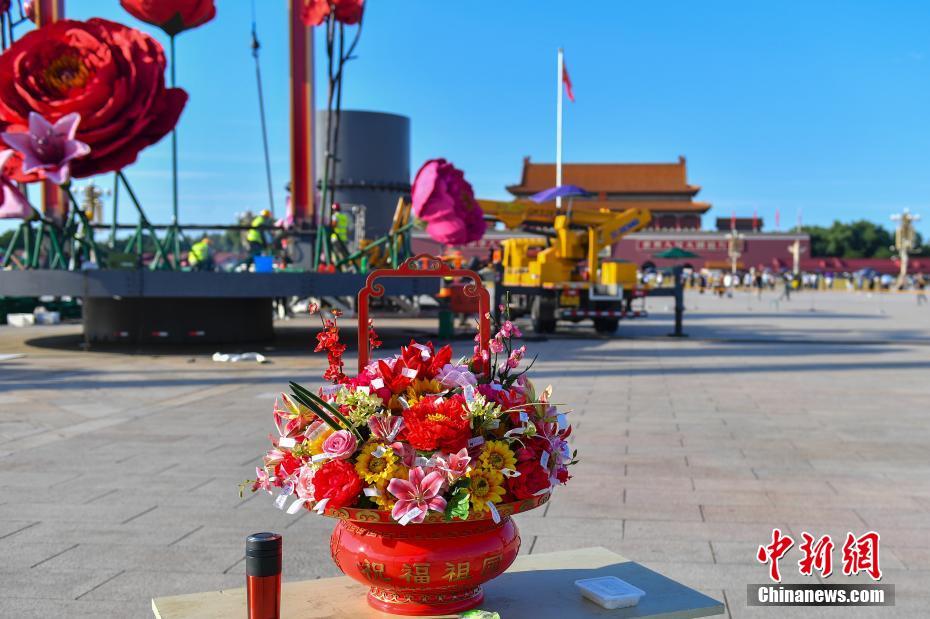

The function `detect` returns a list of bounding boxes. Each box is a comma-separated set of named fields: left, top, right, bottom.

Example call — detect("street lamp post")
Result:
left=726, top=231, right=743, bottom=284
left=891, top=209, right=921, bottom=289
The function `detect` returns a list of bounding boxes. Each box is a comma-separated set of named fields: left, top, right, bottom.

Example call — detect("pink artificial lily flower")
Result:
left=433, top=448, right=472, bottom=484
left=251, top=467, right=273, bottom=494
left=2, top=112, right=90, bottom=185
left=387, top=466, right=447, bottom=525
left=368, top=415, right=404, bottom=442
left=0, top=150, right=32, bottom=220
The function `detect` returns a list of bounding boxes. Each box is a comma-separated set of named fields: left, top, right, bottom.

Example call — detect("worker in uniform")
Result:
left=188, top=236, right=213, bottom=271
left=330, top=203, right=349, bottom=246
left=248, top=209, right=272, bottom=257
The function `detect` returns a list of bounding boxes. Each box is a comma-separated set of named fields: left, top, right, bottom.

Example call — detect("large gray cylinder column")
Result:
left=315, top=110, right=411, bottom=239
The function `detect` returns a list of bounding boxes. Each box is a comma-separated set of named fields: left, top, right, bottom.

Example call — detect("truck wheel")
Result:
left=593, top=317, right=619, bottom=334
left=531, top=296, right=557, bottom=334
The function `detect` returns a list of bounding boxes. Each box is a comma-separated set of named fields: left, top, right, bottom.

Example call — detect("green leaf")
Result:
left=290, top=382, right=363, bottom=441
left=444, top=488, right=471, bottom=521
left=288, top=389, right=341, bottom=432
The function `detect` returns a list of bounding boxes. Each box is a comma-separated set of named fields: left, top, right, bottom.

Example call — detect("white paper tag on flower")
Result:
left=314, top=498, right=330, bottom=514
left=504, top=427, right=525, bottom=437
left=434, top=396, right=445, bottom=406
left=557, top=413, right=567, bottom=430
left=274, top=493, right=289, bottom=510
left=398, top=507, right=422, bottom=526
left=414, top=456, right=430, bottom=468
left=463, top=385, right=476, bottom=402
left=401, top=367, right=418, bottom=379
left=468, top=436, right=485, bottom=448
left=320, top=384, right=340, bottom=395
left=539, top=451, right=550, bottom=469
left=356, top=385, right=370, bottom=395
left=487, top=502, right=501, bottom=524
left=286, top=498, right=307, bottom=514
left=370, top=378, right=385, bottom=390
left=501, top=468, right=521, bottom=478
left=398, top=396, right=410, bottom=410
left=519, top=411, right=529, bottom=423
left=278, top=436, right=297, bottom=449
left=373, top=445, right=389, bottom=458
left=311, top=453, right=329, bottom=463
left=363, top=487, right=381, bottom=497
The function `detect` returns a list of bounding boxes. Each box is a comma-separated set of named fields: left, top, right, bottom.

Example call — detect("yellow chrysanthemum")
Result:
left=469, top=469, right=505, bottom=513
left=372, top=465, right=408, bottom=511
left=405, top=378, right=444, bottom=405
left=478, top=440, right=517, bottom=473
left=355, top=442, right=399, bottom=484
left=305, top=427, right=334, bottom=455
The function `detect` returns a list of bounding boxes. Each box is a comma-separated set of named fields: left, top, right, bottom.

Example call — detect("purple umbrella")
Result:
left=529, top=184, right=590, bottom=203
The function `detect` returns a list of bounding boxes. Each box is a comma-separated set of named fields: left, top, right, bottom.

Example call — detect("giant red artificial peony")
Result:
left=0, top=18, right=187, bottom=179
left=120, top=0, right=216, bottom=36
left=411, top=158, right=487, bottom=246
left=302, top=0, right=364, bottom=26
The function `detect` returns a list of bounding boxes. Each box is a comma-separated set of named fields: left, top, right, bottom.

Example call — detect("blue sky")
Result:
left=20, top=1, right=930, bottom=237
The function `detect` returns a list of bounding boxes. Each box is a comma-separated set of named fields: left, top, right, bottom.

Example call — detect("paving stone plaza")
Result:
left=1, top=290, right=928, bottom=617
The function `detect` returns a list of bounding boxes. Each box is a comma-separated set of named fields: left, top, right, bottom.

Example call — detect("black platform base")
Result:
left=83, top=297, right=274, bottom=344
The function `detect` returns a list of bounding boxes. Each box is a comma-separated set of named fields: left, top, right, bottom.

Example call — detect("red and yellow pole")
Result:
left=289, top=1, right=314, bottom=227
left=34, top=0, right=67, bottom=224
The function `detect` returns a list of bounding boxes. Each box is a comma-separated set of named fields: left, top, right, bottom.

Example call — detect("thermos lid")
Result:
left=246, top=532, right=282, bottom=558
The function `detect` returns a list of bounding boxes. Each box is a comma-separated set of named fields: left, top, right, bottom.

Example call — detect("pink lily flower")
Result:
left=2, top=112, right=90, bottom=185
left=368, top=415, right=404, bottom=442
left=251, top=467, right=273, bottom=494
left=0, top=150, right=33, bottom=220
left=433, top=448, right=472, bottom=484
left=387, top=466, right=447, bottom=524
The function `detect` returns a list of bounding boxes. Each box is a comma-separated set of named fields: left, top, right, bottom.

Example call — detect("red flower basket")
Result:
left=246, top=254, right=576, bottom=616
left=325, top=495, right=547, bottom=615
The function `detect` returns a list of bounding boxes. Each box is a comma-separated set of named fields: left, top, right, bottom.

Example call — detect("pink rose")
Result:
left=322, top=430, right=358, bottom=460
left=295, top=465, right=315, bottom=499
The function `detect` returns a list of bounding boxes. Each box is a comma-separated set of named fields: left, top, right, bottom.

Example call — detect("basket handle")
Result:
left=357, top=254, right=490, bottom=375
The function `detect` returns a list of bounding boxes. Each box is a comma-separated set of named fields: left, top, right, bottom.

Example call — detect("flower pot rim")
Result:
left=319, top=491, right=549, bottom=523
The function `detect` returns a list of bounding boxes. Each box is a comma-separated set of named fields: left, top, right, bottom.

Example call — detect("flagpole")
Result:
left=556, top=47, right=564, bottom=210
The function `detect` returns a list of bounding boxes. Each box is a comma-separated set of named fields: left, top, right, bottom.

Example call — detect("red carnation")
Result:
left=402, top=394, right=471, bottom=452
left=507, top=460, right=550, bottom=500
left=0, top=18, right=187, bottom=179
left=120, top=0, right=216, bottom=36
left=312, top=459, right=363, bottom=509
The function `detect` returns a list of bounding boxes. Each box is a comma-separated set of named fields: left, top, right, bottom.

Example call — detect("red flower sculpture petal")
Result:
left=0, top=18, right=188, bottom=179
left=301, top=0, right=365, bottom=26
left=120, top=0, right=216, bottom=36
left=411, top=158, right=486, bottom=246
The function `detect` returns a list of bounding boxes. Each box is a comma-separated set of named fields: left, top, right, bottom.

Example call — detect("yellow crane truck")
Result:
left=478, top=200, right=652, bottom=334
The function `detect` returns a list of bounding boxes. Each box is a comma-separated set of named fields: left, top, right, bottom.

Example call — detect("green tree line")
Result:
left=802, top=220, right=928, bottom=258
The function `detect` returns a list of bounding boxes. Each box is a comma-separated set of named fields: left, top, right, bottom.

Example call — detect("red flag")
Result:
left=562, top=63, right=575, bottom=102
left=752, top=209, right=758, bottom=232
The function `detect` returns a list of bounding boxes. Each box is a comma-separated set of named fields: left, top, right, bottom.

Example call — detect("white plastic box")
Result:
left=575, top=576, right=646, bottom=609
left=6, top=313, right=35, bottom=327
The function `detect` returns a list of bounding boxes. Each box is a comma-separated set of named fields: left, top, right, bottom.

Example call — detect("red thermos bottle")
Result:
left=246, top=532, right=281, bottom=619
